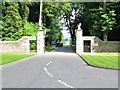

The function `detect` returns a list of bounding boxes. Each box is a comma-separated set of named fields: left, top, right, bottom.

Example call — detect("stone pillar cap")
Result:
left=77, top=23, right=82, bottom=31
left=38, top=27, right=43, bottom=31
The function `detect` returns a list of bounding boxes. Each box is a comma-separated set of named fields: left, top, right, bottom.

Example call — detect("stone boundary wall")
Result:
left=76, top=23, right=119, bottom=53
left=0, top=36, right=36, bottom=53
left=93, top=37, right=120, bottom=52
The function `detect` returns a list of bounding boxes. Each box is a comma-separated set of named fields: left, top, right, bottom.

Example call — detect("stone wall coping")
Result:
left=82, top=36, right=96, bottom=38
left=102, top=41, right=120, bottom=43
left=81, top=36, right=96, bottom=40
left=0, top=36, right=36, bottom=43
left=82, top=36, right=120, bottom=42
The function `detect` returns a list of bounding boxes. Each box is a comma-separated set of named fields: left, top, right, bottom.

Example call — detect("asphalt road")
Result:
left=2, top=45, right=118, bottom=88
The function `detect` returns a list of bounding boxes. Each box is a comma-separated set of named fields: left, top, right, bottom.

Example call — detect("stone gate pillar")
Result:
left=37, top=28, right=44, bottom=54
left=76, top=23, right=83, bottom=54
left=37, top=0, right=44, bottom=54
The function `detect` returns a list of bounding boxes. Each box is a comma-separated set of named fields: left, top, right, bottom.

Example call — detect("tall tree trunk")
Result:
left=65, top=14, right=74, bottom=43
left=103, top=32, right=108, bottom=41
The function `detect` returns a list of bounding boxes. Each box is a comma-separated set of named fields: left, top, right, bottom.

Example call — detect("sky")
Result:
left=60, top=18, right=71, bottom=40
left=61, top=28, right=70, bottom=39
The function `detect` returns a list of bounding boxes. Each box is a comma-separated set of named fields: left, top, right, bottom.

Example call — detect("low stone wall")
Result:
left=76, top=23, right=119, bottom=53
left=0, top=36, right=36, bottom=53
left=93, top=37, right=120, bottom=52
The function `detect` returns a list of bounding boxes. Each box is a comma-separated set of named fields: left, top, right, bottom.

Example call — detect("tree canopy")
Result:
left=1, top=1, right=120, bottom=42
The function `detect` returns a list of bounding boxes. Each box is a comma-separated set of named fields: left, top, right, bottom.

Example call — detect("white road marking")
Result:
left=44, top=67, right=53, bottom=77
left=46, top=61, right=52, bottom=67
left=58, top=79, right=74, bottom=88
left=44, top=61, right=53, bottom=77
left=44, top=61, right=74, bottom=88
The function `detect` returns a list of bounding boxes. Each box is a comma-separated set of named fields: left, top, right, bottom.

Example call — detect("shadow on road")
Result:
left=50, top=45, right=75, bottom=53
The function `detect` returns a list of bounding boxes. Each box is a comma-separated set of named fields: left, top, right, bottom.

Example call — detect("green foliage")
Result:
left=24, top=22, right=38, bottom=36
left=18, top=2, right=30, bottom=20
left=45, top=45, right=56, bottom=52
left=44, top=25, right=61, bottom=43
left=30, top=40, right=37, bottom=52
left=2, top=2, right=118, bottom=42
left=61, top=34, right=66, bottom=44
left=100, top=9, right=116, bottom=32
left=81, top=2, right=118, bottom=40
left=1, top=2, right=37, bottom=41
left=42, top=2, right=66, bottom=44
left=2, top=2, right=24, bottom=41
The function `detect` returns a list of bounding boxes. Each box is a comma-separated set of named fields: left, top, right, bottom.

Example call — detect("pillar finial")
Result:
left=78, top=23, right=81, bottom=30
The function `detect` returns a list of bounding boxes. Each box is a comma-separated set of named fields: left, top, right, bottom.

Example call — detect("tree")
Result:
left=81, top=2, right=117, bottom=41
left=42, top=2, right=65, bottom=45
left=59, top=2, right=81, bottom=43
left=2, top=1, right=118, bottom=42
left=2, top=2, right=23, bottom=41
left=1, top=2, right=37, bottom=41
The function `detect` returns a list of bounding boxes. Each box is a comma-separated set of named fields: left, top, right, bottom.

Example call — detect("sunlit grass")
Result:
left=0, top=52, right=35, bottom=65
left=80, top=53, right=119, bottom=69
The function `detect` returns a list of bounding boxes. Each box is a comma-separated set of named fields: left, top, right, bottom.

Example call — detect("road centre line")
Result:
left=44, top=61, right=74, bottom=88
left=57, top=79, right=74, bottom=88
left=44, top=67, right=53, bottom=77
left=46, top=61, right=52, bottom=67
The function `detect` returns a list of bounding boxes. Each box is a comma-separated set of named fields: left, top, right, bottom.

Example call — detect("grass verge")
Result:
left=45, top=45, right=56, bottom=52
left=1, top=45, right=56, bottom=65
left=80, top=53, right=119, bottom=69
left=0, top=52, right=36, bottom=65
